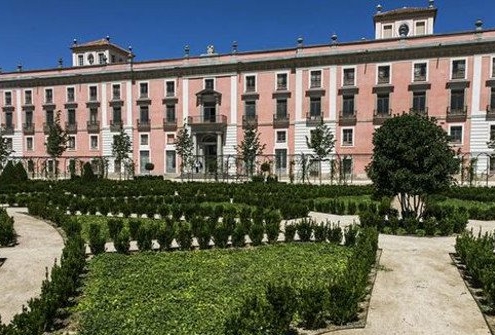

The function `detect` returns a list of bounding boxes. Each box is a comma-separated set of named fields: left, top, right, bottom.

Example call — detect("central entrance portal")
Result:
left=198, top=134, right=219, bottom=174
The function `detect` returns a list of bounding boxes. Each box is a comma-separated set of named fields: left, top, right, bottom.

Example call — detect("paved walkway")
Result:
left=0, top=208, right=64, bottom=323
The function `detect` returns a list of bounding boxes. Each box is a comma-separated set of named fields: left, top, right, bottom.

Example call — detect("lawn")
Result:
left=76, top=243, right=351, bottom=335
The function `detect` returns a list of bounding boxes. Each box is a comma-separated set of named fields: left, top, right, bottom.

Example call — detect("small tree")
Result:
left=45, top=110, right=68, bottom=179
left=487, top=137, right=495, bottom=177
left=112, top=128, right=132, bottom=180
left=237, top=126, right=265, bottom=177
left=0, top=134, right=12, bottom=170
left=306, top=120, right=335, bottom=183
left=175, top=125, right=194, bottom=177
left=366, top=113, right=459, bottom=218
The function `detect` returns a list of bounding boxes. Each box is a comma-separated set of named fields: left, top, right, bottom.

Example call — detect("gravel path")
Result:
left=0, top=208, right=64, bottom=323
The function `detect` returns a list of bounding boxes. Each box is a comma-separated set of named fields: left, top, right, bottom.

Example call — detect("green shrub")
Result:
left=403, top=217, right=419, bottom=235
left=177, top=221, right=193, bottom=250
left=327, top=223, right=342, bottom=244
left=344, top=224, right=358, bottom=247
left=328, top=276, right=360, bottom=325
left=298, top=282, right=328, bottom=329
left=231, top=225, right=246, bottom=248
left=284, top=224, right=296, bottom=243
left=265, top=210, right=281, bottom=244
left=347, top=201, right=357, bottom=215
left=81, top=162, right=97, bottom=182
left=107, top=218, right=124, bottom=241
left=224, top=295, right=270, bottom=335
left=423, top=217, right=437, bottom=236
left=297, top=218, right=313, bottom=242
left=313, top=223, right=327, bottom=242
left=136, top=224, right=153, bottom=251
left=114, top=229, right=130, bottom=254
left=0, top=210, right=16, bottom=247
left=156, top=221, right=175, bottom=251
left=88, top=222, right=106, bottom=255
left=128, top=219, right=141, bottom=240
left=265, top=282, right=297, bottom=334
left=249, top=222, right=264, bottom=246
left=213, top=221, right=230, bottom=249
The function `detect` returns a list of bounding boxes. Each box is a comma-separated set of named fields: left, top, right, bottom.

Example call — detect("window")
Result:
left=45, top=89, right=53, bottom=104
left=166, top=105, right=176, bottom=122
left=98, top=53, right=105, bottom=64
left=342, top=128, right=354, bottom=146
left=4, top=92, right=12, bottom=106
left=5, top=111, right=13, bottom=127
left=415, top=21, right=426, bottom=35
left=25, top=110, right=33, bottom=126
left=449, top=126, right=463, bottom=144
left=140, top=106, right=149, bottom=122
left=310, top=70, right=322, bottom=88
left=90, top=135, right=98, bottom=149
left=492, top=58, right=495, bottom=78
left=376, top=93, right=390, bottom=115
left=343, top=68, right=355, bottom=86
left=112, top=84, right=120, bottom=100
left=490, top=156, right=495, bottom=173
left=68, top=109, right=76, bottom=125
left=140, top=134, right=149, bottom=146
left=276, top=131, right=286, bottom=143
left=112, top=107, right=122, bottom=124
left=89, top=108, right=98, bottom=123
left=377, top=65, right=390, bottom=84
left=413, top=63, right=427, bottom=82
left=245, top=75, right=256, bottom=92
left=450, top=89, right=465, bottom=113
left=46, top=110, right=54, bottom=125
left=166, top=81, right=175, bottom=97
left=275, top=149, right=287, bottom=172
left=139, top=150, right=150, bottom=174
left=89, top=86, right=98, bottom=101
left=412, top=91, right=426, bottom=113
left=166, top=150, right=176, bottom=173
left=26, top=137, right=33, bottom=151
left=276, top=99, right=288, bottom=118
left=167, top=134, right=175, bottom=144
left=205, top=78, right=214, bottom=90
left=245, top=101, right=256, bottom=118
left=383, top=25, right=393, bottom=38
left=276, top=73, right=288, bottom=90
left=342, top=95, right=355, bottom=116
left=78, top=55, right=84, bottom=66
left=25, top=90, right=32, bottom=105
left=452, top=60, right=466, bottom=79
left=67, top=136, right=76, bottom=150
left=139, top=82, right=148, bottom=98
left=341, top=156, right=353, bottom=175
left=309, top=97, right=321, bottom=117
left=67, top=87, right=75, bottom=102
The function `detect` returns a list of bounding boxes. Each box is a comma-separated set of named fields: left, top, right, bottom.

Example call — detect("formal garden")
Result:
left=0, top=113, right=495, bottom=334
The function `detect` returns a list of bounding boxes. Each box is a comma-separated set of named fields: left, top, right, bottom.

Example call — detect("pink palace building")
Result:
left=1, top=1, right=495, bottom=181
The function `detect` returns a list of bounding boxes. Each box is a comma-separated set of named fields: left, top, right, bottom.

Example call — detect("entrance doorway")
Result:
left=198, top=134, right=219, bottom=174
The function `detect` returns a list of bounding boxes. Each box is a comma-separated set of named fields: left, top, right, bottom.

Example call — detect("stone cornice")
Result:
left=1, top=39, right=495, bottom=89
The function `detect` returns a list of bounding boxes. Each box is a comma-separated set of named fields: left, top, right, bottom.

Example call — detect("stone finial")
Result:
left=127, top=46, right=134, bottom=63
left=428, top=0, right=434, bottom=8
left=17, top=64, right=22, bottom=72
left=232, top=41, right=238, bottom=54
left=106, top=35, right=110, bottom=42
left=297, top=37, right=303, bottom=47
left=376, top=4, right=382, bottom=13
left=73, top=38, right=77, bottom=46
left=206, top=45, right=215, bottom=55
left=475, top=19, right=483, bottom=31
left=331, top=34, right=338, bottom=44
left=184, top=44, right=190, bottom=58
left=58, top=58, right=63, bottom=68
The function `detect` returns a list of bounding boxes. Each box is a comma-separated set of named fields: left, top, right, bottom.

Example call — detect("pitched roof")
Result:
left=71, top=38, right=130, bottom=55
left=374, top=7, right=437, bottom=22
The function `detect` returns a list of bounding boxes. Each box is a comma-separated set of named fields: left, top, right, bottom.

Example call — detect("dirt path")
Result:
left=0, top=208, right=64, bottom=324
left=327, top=220, right=495, bottom=335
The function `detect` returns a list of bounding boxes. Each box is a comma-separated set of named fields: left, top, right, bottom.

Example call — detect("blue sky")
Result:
left=0, top=0, right=493, bottom=72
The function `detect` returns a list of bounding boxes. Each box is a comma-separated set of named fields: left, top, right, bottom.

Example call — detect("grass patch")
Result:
left=76, top=243, right=351, bottom=335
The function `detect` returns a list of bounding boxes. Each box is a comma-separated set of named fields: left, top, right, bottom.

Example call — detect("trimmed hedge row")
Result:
left=0, top=208, right=16, bottom=247
left=455, top=230, right=495, bottom=308
left=224, top=227, right=379, bottom=334
left=0, top=203, right=86, bottom=335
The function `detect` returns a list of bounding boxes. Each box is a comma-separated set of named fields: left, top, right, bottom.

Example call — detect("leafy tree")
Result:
left=237, top=126, right=265, bottom=176
left=112, top=128, right=132, bottom=179
left=306, top=120, right=335, bottom=183
left=366, top=113, right=459, bottom=217
left=175, top=125, right=194, bottom=176
left=0, top=133, right=12, bottom=169
left=82, top=162, right=97, bottom=182
left=45, top=110, right=68, bottom=179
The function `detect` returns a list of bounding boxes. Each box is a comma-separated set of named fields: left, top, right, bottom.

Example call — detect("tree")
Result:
left=306, top=120, right=335, bottom=183
left=237, top=126, right=265, bottom=177
left=366, top=113, right=459, bottom=218
left=112, top=128, right=132, bottom=180
left=45, top=110, right=68, bottom=179
left=0, top=133, right=13, bottom=173
left=175, top=125, right=194, bottom=177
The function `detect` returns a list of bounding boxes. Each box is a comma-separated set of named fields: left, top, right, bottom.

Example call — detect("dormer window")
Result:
left=452, top=60, right=466, bottom=80
left=415, top=21, right=426, bottom=35
left=98, top=53, right=106, bottom=64
left=78, top=55, right=84, bottom=66
left=383, top=25, right=393, bottom=38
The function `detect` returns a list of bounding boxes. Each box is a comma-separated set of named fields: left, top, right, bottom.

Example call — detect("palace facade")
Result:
left=1, top=1, right=495, bottom=180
